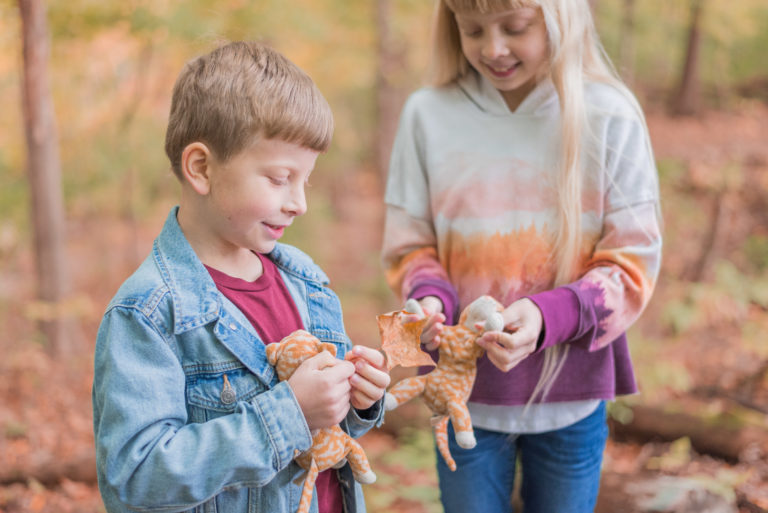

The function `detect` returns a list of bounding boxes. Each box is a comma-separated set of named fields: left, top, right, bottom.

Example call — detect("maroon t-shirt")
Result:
left=206, top=253, right=343, bottom=513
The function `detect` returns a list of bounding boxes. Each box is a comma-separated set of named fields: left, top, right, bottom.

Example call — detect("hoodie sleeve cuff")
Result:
left=526, top=287, right=581, bottom=352
left=409, top=280, right=459, bottom=326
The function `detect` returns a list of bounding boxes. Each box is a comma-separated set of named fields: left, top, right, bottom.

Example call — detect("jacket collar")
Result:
left=153, top=206, right=221, bottom=334
left=152, top=206, right=328, bottom=335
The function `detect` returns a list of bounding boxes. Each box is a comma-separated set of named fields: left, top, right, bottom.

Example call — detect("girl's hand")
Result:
left=476, top=298, right=542, bottom=372
left=400, top=296, right=445, bottom=351
left=345, top=345, right=391, bottom=410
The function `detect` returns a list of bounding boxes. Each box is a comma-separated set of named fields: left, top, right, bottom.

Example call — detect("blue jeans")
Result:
left=436, top=402, right=608, bottom=513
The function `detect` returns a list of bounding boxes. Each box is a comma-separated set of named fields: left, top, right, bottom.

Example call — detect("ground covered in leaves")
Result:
left=1, top=104, right=767, bottom=512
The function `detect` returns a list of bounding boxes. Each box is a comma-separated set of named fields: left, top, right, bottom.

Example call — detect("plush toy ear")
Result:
left=265, top=342, right=282, bottom=366
left=320, top=342, right=337, bottom=357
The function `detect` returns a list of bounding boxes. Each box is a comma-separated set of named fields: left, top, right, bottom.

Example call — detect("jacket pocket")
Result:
left=185, top=364, right=266, bottom=423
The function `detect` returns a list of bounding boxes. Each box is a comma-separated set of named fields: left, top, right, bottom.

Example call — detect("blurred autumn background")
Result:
left=1, top=0, right=768, bottom=511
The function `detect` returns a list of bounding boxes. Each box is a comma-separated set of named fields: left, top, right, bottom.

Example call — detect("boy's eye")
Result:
left=269, top=176, right=289, bottom=186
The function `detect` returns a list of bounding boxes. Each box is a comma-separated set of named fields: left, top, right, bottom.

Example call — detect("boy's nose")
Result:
left=284, top=186, right=307, bottom=217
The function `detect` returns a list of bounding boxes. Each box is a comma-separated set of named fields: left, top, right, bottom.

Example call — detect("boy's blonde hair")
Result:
left=165, top=41, right=334, bottom=179
left=430, top=0, right=647, bottom=402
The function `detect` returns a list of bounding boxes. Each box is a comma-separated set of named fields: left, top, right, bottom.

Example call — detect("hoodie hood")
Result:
left=456, top=69, right=558, bottom=116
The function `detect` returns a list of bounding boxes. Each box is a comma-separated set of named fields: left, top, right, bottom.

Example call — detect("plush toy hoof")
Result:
left=404, top=298, right=425, bottom=317
left=384, top=393, right=399, bottom=411
left=355, top=470, right=377, bottom=484
left=455, top=431, right=477, bottom=449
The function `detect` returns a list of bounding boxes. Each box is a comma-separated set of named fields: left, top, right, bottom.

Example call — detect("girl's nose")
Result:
left=481, top=33, right=509, bottom=59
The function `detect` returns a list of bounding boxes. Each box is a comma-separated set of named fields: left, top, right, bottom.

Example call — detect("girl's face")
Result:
left=454, top=6, right=549, bottom=111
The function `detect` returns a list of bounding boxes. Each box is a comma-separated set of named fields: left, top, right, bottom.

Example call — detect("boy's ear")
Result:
left=181, top=142, right=214, bottom=195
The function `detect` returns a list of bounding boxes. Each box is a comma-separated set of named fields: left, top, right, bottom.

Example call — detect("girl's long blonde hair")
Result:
left=430, top=0, right=646, bottom=402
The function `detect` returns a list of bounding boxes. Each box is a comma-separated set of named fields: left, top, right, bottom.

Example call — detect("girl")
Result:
left=381, top=1, right=662, bottom=512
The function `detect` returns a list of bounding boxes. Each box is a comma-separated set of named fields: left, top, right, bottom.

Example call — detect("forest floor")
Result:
left=1, top=103, right=767, bottom=512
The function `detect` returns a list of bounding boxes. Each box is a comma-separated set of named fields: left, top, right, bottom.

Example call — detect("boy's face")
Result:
left=200, top=137, right=319, bottom=255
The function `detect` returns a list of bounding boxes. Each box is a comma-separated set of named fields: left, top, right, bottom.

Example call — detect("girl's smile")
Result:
left=485, top=61, right=520, bottom=78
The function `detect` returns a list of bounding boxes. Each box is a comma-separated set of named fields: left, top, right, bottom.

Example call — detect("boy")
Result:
left=92, top=41, right=389, bottom=513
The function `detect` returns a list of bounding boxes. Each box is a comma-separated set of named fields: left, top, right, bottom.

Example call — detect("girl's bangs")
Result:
left=445, top=0, right=539, bottom=14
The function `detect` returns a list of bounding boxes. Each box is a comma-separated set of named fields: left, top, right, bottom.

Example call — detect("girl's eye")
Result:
left=504, top=23, right=529, bottom=35
left=269, top=176, right=289, bottom=186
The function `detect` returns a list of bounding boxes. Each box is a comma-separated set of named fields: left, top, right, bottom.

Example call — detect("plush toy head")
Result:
left=438, top=295, right=503, bottom=362
left=459, top=295, right=504, bottom=333
left=265, top=329, right=337, bottom=380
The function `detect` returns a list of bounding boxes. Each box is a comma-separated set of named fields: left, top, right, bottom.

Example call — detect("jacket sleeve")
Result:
left=529, top=112, right=662, bottom=352
left=381, top=94, right=460, bottom=324
left=93, top=306, right=313, bottom=512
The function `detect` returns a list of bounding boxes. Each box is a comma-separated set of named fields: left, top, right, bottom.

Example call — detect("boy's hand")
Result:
left=345, top=345, right=391, bottom=410
left=475, top=298, right=541, bottom=372
left=400, top=296, right=445, bottom=351
left=287, top=351, right=355, bottom=431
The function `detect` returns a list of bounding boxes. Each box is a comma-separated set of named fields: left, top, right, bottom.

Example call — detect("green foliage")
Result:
left=365, top=426, right=441, bottom=512
left=743, top=234, right=768, bottom=272
left=594, top=0, right=768, bottom=100
left=382, top=426, right=437, bottom=471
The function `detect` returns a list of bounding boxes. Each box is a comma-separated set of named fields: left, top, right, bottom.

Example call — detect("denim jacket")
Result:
left=93, top=206, right=384, bottom=513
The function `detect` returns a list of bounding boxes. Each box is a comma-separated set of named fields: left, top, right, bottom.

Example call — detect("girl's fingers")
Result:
left=477, top=331, right=535, bottom=372
left=423, top=335, right=441, bottom=351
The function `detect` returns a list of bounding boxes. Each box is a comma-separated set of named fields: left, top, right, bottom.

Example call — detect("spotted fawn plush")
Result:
left=384, top=296, right=504, bottom=471
left=265, top=330, right=376, bottom=513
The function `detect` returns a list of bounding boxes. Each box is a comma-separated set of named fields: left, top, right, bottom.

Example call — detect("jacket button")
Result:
left=221, top=374, right=236, bottom=404
left=229, top=323, right=237, bottom=331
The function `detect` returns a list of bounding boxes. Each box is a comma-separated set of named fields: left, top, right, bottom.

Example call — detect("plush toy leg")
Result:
left=447, top=401, right=476, bottom=449
left=433, top=416, right=457, bottom=471
left=345, top=437, right=377, bottom=484
left=297, top=459, right=319, bottom=513
left=384, top=375, right=427, bottom=411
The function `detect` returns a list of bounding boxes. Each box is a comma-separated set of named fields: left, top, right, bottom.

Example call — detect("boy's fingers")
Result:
left=304, top=350, right=337, bottom=370
left=352, top=359, right=391, bottom=389
left=347, top=345, right=387, bottom=369
left=323, top=359, right=355, bottom=380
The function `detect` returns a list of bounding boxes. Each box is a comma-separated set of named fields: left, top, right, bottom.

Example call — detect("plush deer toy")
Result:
left=265, top=330, right=376, bottom=513
left=383, top=296, right=504, bottom=471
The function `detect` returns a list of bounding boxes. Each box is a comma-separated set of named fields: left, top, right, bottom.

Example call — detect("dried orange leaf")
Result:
left=377, top=310, right=435, bottom=370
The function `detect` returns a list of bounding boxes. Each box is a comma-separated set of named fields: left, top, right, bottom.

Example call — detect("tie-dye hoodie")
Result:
left=382, top=70, right=661, bottom=405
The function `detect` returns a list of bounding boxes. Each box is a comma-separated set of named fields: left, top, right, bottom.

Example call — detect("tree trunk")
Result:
left=374, top=0, right=405, bottom=184
left=18, top=0, right=71, bottom=355
left=0, top=448, right=97, bottom=486
left=609, top=404, right=767, bottom=463
left=672, top=0, right=706, bottom=115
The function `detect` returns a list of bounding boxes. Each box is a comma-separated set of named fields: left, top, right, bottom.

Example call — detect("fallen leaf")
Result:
left=377, top=311, right=435, bottom=371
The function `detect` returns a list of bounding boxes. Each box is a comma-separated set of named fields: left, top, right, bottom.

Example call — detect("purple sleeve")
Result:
left=527, top=282, right=610, bottom=352
left=408, top=279, right=460, bottom=326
